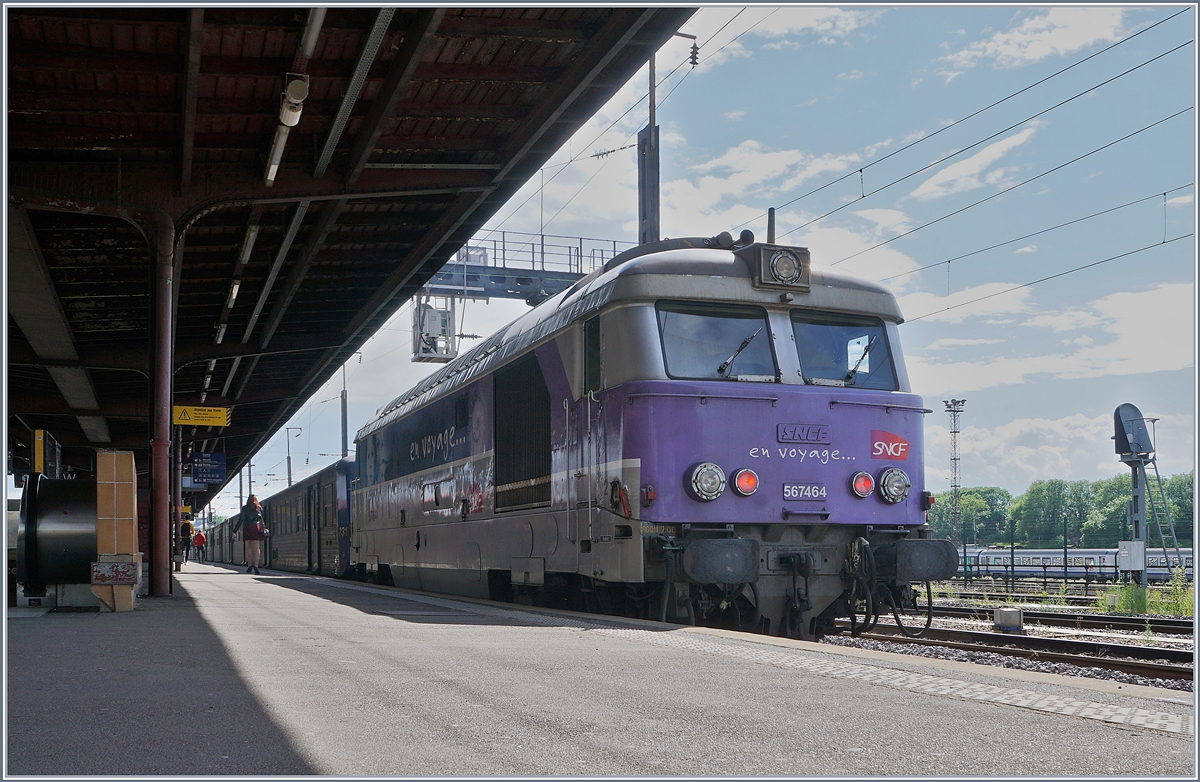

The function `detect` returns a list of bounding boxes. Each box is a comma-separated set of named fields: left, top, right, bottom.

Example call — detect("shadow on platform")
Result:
left=5, top=575, right=318, bottom=776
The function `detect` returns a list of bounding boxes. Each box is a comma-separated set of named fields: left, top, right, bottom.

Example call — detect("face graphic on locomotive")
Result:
left=345, top=237, right=959, bottom=640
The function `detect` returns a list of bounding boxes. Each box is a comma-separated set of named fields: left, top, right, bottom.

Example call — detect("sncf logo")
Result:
left=871, top=430, right=909, bottom=460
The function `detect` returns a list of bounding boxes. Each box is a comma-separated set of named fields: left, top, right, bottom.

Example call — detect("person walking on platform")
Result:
left=233, top=495, right=267, bottom=574
left=192, top=529, right=207, bottom=562
left=180, top=519, right=194, bottom=567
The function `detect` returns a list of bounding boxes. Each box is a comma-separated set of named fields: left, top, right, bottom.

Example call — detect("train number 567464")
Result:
left=783, top=483, right=827, bottom=500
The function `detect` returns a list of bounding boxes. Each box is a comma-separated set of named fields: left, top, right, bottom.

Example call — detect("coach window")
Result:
left=656, top=301, right=777, bottom=381
left=792, top=311, right=897, bottom=390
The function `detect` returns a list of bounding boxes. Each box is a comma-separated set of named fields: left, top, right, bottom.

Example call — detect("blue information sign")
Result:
left=192, top=452, right=226, bottom=484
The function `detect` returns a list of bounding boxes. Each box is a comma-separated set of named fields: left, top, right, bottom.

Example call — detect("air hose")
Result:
left=746, top=581, right=762, bottom=633
left=659, top=554, right=674, bottom=624
left=884, top=581, right=934, bottom=637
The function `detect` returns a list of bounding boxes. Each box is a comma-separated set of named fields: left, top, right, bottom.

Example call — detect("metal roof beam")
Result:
left=241, top=201, right=310, bottom=343
left=313, top=7, right=395, bottom=179
left=8, top=40, right=562, bottom=82
left=179, top=8, right=204, bottom=188
left=10, top=94, right=529, bottom=121
left=437, top=16, right=591, bottom=42
left=6, top=205, right=111, bottom=443
left=6, top=395, right=151, bottom=420
left=258, top=198, right=347, bottom=347
left=345, top=8, right=445, bottom=185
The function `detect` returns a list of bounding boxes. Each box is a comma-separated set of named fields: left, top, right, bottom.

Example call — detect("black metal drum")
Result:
left=16, top=473, right=98, bottom=593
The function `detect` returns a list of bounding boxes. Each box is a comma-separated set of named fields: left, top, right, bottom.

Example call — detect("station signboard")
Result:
left=192, top=452, right=227, bottom=484
left=173, top=406, right=231, bottom=427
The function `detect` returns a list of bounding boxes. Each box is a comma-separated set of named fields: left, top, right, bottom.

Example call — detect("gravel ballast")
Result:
left=820, top=635, right=1193, bottom=692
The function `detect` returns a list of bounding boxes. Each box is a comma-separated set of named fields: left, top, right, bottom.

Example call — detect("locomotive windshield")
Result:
left=791, top=311, right=897, bottom=390
left=657, top=302, right=777, bottom=381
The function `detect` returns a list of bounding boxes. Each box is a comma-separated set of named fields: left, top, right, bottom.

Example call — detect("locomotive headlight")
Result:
left=770, top=249, right=802, bottom=284
left=732, top=468, right=758, bottom=496
left=850, top=471, right=874, bottom=498
left=688, top=462, right=727, bottom=501
left=877, top=468, right=911, bottom=504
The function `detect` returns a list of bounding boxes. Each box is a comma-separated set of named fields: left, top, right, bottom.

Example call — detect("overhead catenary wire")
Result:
left=736, top=6, right=1194, bottom=231
left=827, top=106, right=1194, bottom=266
left=906, top=233, right=1193, bottom=323
left=534, top=10, right=782, bottom=235
left=877, top=183, right=1194, bottom=282
left=480, top=8, right=765, bottom=240
left=778, top=39, right=1194, bottom=242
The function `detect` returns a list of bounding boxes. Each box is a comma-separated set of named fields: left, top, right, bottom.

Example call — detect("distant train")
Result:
left=327, top=233, right=958, bottom=640
left=209, top=458, right=355, bottom=576
left=957, top=546, right=1193, bottom=582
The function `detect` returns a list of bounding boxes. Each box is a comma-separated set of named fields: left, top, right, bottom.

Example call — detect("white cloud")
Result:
left=723, top=110, right=746, bottom=121
left=906, top=284, right=1194, bottom=395
left=1014, top=244, right=1037, bottom=254
left=838, top=69, right=864, bottom=80
left=898, top=282, right=1035, bottom=324
left=939, top=8, right=1125, bottom=80
left=784, top=221, right=922, bottom=288
left=854, top=208, right=912, bottom=236
left=752, top=7, right=882, bottom=42
left=865, top=139, right=893, bottom=157
left=1167, top=194, right=1193, bottom=207
left=924, top=412, right=1194, bottom=493
left=1022, top=310, right=1104, bottom=332
left=926, top=337, right=1005, bottom=350
left=669, top=140, right=861, bottom=219
left=910, top=125, right=1038, bottom=200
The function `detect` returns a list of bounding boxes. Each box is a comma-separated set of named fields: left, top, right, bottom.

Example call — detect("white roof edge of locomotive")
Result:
left=358, top=244, right=904, bottom=441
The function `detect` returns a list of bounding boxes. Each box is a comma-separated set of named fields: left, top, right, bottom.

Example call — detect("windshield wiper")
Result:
left=718, top=326, right=764, bottom=377
left=844, top=335, right=878, bottom=382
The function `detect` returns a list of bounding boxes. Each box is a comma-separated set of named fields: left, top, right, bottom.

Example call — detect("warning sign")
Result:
left=172, top=406, right=231, bottom=426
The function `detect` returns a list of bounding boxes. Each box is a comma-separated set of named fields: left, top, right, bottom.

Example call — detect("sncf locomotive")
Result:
left=343, top=232, right=958, bottom=640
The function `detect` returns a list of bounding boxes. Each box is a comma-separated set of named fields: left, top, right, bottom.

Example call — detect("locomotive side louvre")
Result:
left=349, top=240, right=960, bottom=638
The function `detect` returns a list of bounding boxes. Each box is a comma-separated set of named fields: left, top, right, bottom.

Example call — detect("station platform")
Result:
left=6, top=564, right=1195, bottom=776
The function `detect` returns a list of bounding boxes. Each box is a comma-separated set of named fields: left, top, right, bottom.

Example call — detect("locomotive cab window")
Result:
left=656, top=301, right=777, bottom=381
left=791, top=311, right=897, bottom=390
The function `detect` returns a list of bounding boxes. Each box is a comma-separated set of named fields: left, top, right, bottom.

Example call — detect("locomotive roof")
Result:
left=357, top=244, right=905, bottom=440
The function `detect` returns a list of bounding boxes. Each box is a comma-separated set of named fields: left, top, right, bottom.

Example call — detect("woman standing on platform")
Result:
left=233, top=495, right=267, bottom=574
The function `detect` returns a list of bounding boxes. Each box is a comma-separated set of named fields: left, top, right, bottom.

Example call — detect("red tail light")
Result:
left=732, top=469, right=759, bottom=496
left=850, top=472, right=874, bottom=498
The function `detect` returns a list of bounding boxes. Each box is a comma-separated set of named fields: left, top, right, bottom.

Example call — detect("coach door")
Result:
left=305, top=484, right=316, bottom=573
left=570, top=317, right=604, bottom=575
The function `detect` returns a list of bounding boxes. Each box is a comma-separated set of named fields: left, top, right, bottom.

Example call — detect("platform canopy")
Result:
left=6, top=6, right=695, bottom=505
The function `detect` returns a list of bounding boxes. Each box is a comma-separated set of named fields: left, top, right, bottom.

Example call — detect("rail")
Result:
left=836, top=622, right=1194, bottom=681
left=932, top=606, right=1196, bottom=635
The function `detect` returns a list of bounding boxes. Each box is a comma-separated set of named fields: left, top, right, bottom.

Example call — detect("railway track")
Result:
left=943, top=590, right=1106, bottom=607
left=931, top=606, right=1195, bottom=636
left=835, top=623, right=1194, bottom=681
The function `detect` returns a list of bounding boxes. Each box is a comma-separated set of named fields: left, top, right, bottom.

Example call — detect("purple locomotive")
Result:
left=351, top=233, right=958, bottom=639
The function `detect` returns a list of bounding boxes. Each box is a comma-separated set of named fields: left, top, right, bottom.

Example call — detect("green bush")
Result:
left=1150, top=568, right=1194, bottom=617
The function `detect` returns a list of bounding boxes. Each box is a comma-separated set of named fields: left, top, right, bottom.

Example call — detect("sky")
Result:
left=206, top=4, right=1197, bottom=517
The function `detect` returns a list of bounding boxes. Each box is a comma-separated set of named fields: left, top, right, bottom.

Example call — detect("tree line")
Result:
left=928, top=472, right=1194, bottom=549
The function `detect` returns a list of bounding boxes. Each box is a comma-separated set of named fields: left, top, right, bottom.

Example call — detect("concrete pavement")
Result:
left=6, top=562, right=1194, bottom=776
